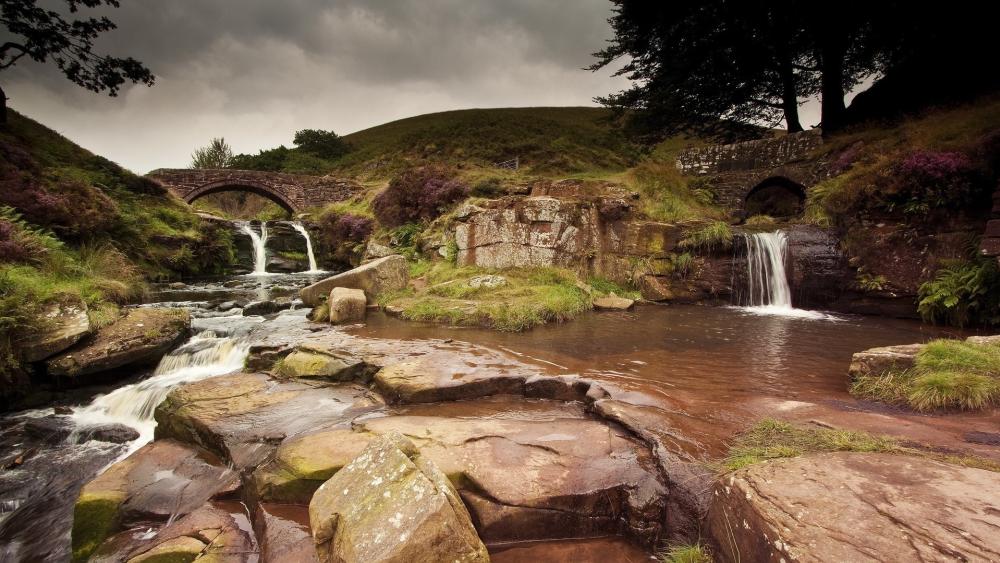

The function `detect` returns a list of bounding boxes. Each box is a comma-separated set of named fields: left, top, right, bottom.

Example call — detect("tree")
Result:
left=190, top=138, right=233, bottom=169
left=592, top=1, right=901, bottom=135
left=293, top=129, right=350, bottom=160
left=0, top=0, right=154, bottom=124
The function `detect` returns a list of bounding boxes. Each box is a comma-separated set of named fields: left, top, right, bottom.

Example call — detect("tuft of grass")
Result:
left=852, top=339, right=1000, bottom=411
left=679, top=221, right=733, bottom=252
left=722, top=419, right=900, bottom=471
left=587, top=276, right=641, bottom=300
left=660, top=543, right=712, bottom=563
left=743, top=214, right=776, bottom=230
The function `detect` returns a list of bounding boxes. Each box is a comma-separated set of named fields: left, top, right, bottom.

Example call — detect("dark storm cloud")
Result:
left=3, top=0, right=633, bottom=172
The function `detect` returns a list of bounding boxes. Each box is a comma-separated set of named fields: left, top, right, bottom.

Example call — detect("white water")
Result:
left=291, top=222, right=321, bottom=273
left=70, top=317, right=255, bottom=451
left=734, top=230, right=835, bottom=320
left=239, top=221, right=270, bottom=275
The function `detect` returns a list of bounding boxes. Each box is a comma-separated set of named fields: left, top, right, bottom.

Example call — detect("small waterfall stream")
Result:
left=734, top=230, right=833, bottom=319
left=239, top=221, right=270, bottom=275
left=291, top=222, right=320, bottom=273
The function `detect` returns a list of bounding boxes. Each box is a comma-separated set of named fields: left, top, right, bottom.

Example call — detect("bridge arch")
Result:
left=183, top=180, right=298, bottom=214
left=744, top=175, right=806, bottom=218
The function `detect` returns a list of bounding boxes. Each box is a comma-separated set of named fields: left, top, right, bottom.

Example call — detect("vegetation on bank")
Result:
left=659, top=543, right=713, bottom=563
left=0, top=110, right=238, bottom=385
left=851, top=339, right=1000, bottom=411
left=378, top=263, right=592, bottom=332
left=722, top=419, right=1000, bottom=473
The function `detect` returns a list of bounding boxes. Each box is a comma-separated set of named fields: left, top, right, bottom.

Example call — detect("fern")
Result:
left=918, top=257, right=1000, bottom=327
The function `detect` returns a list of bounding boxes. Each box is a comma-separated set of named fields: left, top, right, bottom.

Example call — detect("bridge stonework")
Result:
left=146, top=169, right=361, bottom=213
left=675, top=131, right=829, bottom=212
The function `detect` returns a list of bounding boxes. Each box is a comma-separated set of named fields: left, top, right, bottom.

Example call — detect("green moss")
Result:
left=71, top=492, right=125, bottom=562
left=679, top=221, right=733, bottom=252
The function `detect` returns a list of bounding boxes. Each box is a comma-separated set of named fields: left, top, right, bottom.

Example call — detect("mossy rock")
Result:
left=126, top=536, right=206, bottom=563
left=71, top=491, right=127, bottom=562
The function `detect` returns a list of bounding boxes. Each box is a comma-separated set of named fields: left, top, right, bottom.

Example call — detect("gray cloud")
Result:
left=4, top=0, right=635, bottom=173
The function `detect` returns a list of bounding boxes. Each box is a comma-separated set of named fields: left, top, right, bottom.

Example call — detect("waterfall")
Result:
left=740, top=230, right=792, bottom=308
left=239, top=221, right=269, bottom=275
left=291, top=222, right=321, bottom=273
left=733, top=230, right=835, bottom=319
left=70, top=328, right=252, bottom=450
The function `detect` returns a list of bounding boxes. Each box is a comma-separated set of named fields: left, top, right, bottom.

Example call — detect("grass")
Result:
left=723, top=418, right=1000, bottom=473
left=679, top=221, right=733, bottom=251
left=587, top=276, right=641, bottom=300
left=659, top=542, right=713, bottom=563
left=851, top=339, right=1000, bottom=411
left=742, top=214, right=777, bottom=230
left=385, top=263, right=592, bottom=331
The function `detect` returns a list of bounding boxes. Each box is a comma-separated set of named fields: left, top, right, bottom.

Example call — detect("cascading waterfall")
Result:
left=239, top=221, right=269, bottom=275
left=70, top=326, right=251, bottom=450
left=740, top=230, right=792, bottom=308
left=733, top=230, right=834, bottom=319
left=291, top=222, right=320, bottom=273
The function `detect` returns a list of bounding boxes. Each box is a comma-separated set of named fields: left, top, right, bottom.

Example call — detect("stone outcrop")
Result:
left=20, top=297, right=90, bottom=362
left=706, top=452, right=1000, bottom=562
left=301, top=255, right=408, bottom=307
left=71, top=439, right=238, bottom=561
left=327, top=287, right=367, bottom=324
left=308, top=432, right=490, bottom=563
left=47, top=308, right=190, bottom=383
left=847, top=343, right=924, bottom=381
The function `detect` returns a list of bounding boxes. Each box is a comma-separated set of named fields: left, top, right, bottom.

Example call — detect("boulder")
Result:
left=71, top=439, right=238, bottom=561
left=847, top=343, right=924, bottom=381
left=253, top=504, right=318, bottom=563
left=308, top=432, right=490, bottom=563
left=328, top=287, right=367, bottom=324
left=300, top=255, right=408, bottom=306
left=275, top=346, right=370, bottom=382
left=639, top=275, right=675, bottom=301
left=87, top=503, right=256, bottom=563
left=47, top=308, right=190, bottom=382
left=216, top=300, right=238, bottom=312
left=20, top=297, right=91, bottom=362
left=244, top=299, right=292, bottom=316
left=593, top=294, right=635, bottom=310
left=706, top=452, right=1000, bottom=562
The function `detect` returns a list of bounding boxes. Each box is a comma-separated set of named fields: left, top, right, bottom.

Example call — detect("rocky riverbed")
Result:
left=1, top=273, right=998, bottom=562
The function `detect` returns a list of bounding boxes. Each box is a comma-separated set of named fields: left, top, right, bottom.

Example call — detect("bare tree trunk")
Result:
left=0, top=83, right=7, bottom=126
left=779, top=57, right=804, bottom=132
left=818, top=35, right=847, bottom=133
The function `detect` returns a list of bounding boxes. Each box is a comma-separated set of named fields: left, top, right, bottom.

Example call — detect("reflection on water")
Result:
left=353, top=305, right=970, bottom=405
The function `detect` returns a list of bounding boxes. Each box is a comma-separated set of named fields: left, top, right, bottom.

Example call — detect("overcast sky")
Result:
left=4, top=0, right=827, bottom=174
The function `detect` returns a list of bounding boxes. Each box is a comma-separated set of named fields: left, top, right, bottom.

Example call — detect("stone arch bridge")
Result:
left=675, top=131, right=828, bottom=216
left=146, top=169, right=361, bottom=213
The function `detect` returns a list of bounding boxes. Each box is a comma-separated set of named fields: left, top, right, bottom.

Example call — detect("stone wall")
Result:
left=675, top=131, right=828, bottom=212
left=147, top=169, right=361, bottom=213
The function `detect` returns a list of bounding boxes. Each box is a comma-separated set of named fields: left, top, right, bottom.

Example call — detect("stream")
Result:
left=0, top=229, right=984, bottom=561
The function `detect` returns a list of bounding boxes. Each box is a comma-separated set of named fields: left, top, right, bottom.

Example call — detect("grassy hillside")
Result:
left=0, top=110, right=237, bottom=389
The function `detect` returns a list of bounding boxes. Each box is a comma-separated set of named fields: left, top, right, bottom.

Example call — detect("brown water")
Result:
left=351, top=305, right=998, bottom=457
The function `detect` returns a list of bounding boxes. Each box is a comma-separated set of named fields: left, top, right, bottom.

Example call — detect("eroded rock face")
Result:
left=71, top=440, right=238, bottom=561
left=301, top=255, right=408, bottom=306
left=20, top=297, right=90, bottom=362
left=706, top=452, right=1000, bottom=562
left=309, top=432, right=490, bottom=563
left=47, top=308, right=190, bottom=383
left=328, top=287, right=367, bottom=324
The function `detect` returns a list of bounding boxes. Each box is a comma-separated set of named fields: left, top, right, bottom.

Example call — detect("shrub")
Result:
left=0, top=174, right=118, bottom=238
left=470, top=177, right=504, bottom=197
left=883, top=150, right=982, bottom=215
left=660, top=543, right=712, bottom=563
left=372, top=166, right=468, bottom=227
left=293, top=129, right=351, bottom=160
left=679, top=221, right=733, bottom=251
left=917, top=257, right=1000, bottom=327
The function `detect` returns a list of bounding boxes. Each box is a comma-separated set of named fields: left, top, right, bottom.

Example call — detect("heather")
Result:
left=372, top=166, right=468, bottom=227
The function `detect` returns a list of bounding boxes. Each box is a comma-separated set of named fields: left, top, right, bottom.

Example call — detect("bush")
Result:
left=293, top=129, right=351, bottom=160
left=917, top=257, right=1000, bottom=327
left=317, top=212, right=374, bottom=263
left=372, top=166, right=468, bottom=227
left=884, top=150, right=983, bottom=215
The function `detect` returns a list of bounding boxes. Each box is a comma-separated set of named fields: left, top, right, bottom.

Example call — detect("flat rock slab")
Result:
left=71, top=440, right=238, bottom=561
left=374, top=358, right=525, bottom=403
left=252, top=503, right=318, bottom=563
left=707, top=452, right=1000, bottom=562
left=48, top=308, right=190, bottom=381
left=154, top=372, right=383, bottom=469
left=20, top=298, right=90, bottom=362
left=592, top=295, right=635, bottom=310
left=309, top=432, right=489, bottom=563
